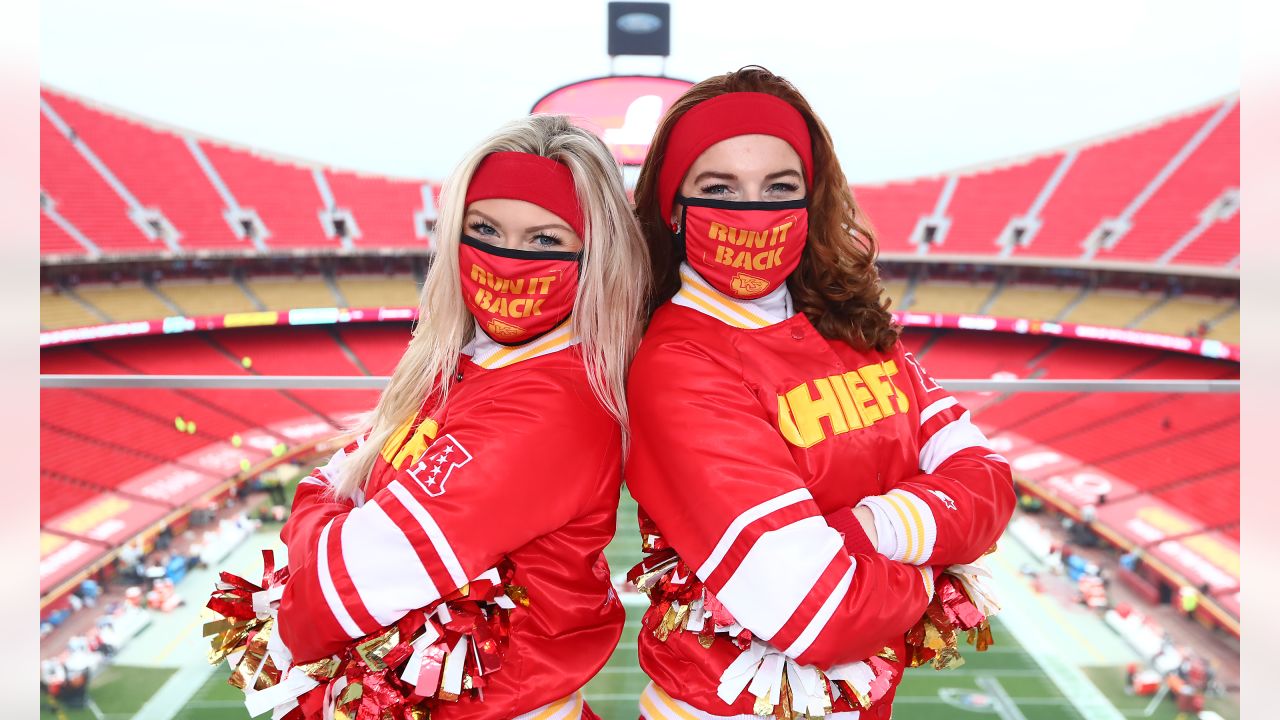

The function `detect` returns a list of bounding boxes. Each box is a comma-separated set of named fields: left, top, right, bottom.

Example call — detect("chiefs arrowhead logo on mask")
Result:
left=676, top=196, right=808, bottom=300
left=458, top=236, right=581, bottom=345
left=485, top=318, right=525, bottom=340
left=731, top=273, right=770, bottom=296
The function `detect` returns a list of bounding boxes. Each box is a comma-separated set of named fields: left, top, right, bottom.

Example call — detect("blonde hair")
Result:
left=333, top=115, right=650, bottom=499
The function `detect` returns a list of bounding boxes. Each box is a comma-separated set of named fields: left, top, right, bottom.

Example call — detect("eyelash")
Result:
left=698, top=182, right=801, bottom=195
left=469, top=220, right=563, bottom=246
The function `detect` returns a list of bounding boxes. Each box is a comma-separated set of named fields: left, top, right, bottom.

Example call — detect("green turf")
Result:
left=41, top=664, right=175, bottom=720
left=169, top=671, right=249, bottom=720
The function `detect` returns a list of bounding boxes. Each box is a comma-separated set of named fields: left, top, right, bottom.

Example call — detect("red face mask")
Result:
left=676, top=197, right=809, bottom=300
left=458, top=236, right=581, bottom=345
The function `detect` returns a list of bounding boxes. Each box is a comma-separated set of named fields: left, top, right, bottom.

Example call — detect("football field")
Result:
left=41, top=490, right=1238, bottom=720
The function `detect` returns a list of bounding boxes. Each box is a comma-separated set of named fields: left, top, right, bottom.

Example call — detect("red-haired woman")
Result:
left=624, top=67, right=1015, bottom=719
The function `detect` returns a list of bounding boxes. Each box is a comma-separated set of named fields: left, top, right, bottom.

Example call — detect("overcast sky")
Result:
left=40, top=0, right=1238, bottom=184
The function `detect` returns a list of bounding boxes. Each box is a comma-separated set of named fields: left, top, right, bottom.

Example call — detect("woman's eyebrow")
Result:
left=467, top=209, right=503, bottom=229
left=526, top=223, right=573, bottom=234
left=764, top=169, right=803, bottom=181
left=692, top=170, right=737, bottom=185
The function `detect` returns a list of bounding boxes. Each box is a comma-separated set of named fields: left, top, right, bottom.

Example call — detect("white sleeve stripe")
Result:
left=858, top=499, right=900, bottom=558
left=341, top=500, right=440, bottom=627
left=920, top=411, right=991, bottom=474
left=858, top=491, right=937, bottom=565
left=386, top=481, right=469, bottom=588
left=918, top=396, right=959, bottom=426
left=696, top=488, right=813, bottom=580
left=713, top=517, right=843, bottom=641
left=781, top=562, right=856, bottom=658
left=888, top=489, right=938, bottom=565
left=859, top=494, right=913, bottom=562
left=316, top=519, right=364, bottom=638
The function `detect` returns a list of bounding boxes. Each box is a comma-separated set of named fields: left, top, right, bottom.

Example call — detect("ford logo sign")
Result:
left=617, top=12, right=662, bottom=33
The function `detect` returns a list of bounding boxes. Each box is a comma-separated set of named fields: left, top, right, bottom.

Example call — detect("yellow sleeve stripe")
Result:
left=919, top=566, right=935, bottom=602
left=518, top=691, right=584, bottom=720
left=889, top=488, right=937, bottom=565
left=641, top=683, right=704, bottom=720
left=878, top=492, right=918, bottom=564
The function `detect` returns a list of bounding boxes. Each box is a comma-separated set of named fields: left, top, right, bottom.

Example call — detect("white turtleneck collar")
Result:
left=461, top=319, right=579, bottom=369
left=670, top=262, right=795, bottom=328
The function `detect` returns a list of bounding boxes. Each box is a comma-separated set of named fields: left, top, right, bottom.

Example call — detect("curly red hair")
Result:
left=634, top=66, right=899, bottom=351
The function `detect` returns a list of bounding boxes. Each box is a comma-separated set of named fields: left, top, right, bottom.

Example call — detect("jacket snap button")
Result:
left=791, top=327, right=804, bottom=341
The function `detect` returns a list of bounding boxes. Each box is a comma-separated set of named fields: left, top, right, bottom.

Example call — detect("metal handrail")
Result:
left=38, top=375, right=1241, bottom=393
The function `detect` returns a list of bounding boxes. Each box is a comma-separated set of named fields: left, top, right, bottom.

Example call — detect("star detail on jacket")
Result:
left=931, top=489, right=958, bottom=511
left=406, top=434, right=473, bottom=497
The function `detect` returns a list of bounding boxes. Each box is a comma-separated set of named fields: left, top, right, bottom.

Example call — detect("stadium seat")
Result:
left=325, top=169, right=431, bottom=248
left=879, top=278, right=909, bottom=312
left=929, top=154, right=1064, bottom=256
left=1100, top=103, right=1239, bottom=264
left=243, top=276, right=341, bottom=310
left=37, top=87, right=1238, bottom=269
left=198, top=141, right=334, bottom=249
left=983, top=285, right=1081, bottom=321
left=1204, top=308, right=1239, bottom=344
left=1059, top=289, right=1164, bottom=328
left=852, top=176, right=947, bottom=254
left=40, top=212, right=89, bottom=257
left=333, top=275, right=422, bottom=308
left=42, top=90, right=245, bottom=252
left=1131, top=295, right=1236, bottom=337
left=908, top=281, right=995, bottom=315
left=40, top=289, right=104, bottom=330
left=40, top=114, right=153, bottom=253
left=75, top=284, right=175, bottom=323
left=156, top=280, right=260, bottom=316
left=335, top=324, right=412, bottom=376
left=1010, top=106, right=1217, bottom=260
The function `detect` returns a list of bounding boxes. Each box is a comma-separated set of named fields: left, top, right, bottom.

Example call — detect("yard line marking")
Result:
left=977, top=675, right=1031, bottom=720
left=901, top=695, right=1073, bottom=705
left=990, top=549, right=1126, bottom=720
left=995, top=551, right=1108, bottom=664
left=905, top=668, right=1051, bottom=677
left=152, top=613, right=204, bottom=665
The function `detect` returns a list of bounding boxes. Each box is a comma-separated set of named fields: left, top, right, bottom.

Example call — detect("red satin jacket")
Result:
left=276, top=345, right=625, bottom=719
left=626, top=299, right=1016, bottom=718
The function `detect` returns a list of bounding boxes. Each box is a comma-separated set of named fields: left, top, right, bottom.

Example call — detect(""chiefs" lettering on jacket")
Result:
left=776, top=360, right=909, bottom=448
left=381, top=415, right=440, bottom=470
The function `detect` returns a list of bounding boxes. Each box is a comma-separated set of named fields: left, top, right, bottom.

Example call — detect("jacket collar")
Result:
left=462, top=319, right=578, bottom=369
left=671, top=263, right=794, bottom=329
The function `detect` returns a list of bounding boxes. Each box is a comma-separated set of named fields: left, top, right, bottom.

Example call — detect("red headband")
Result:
left=464, top=151, right=585, bottom=238
left=658, top=91, right=814, bottom=222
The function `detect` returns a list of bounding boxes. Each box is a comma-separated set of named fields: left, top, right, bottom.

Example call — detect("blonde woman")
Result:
left=217, top=116, right=649, bottom=720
